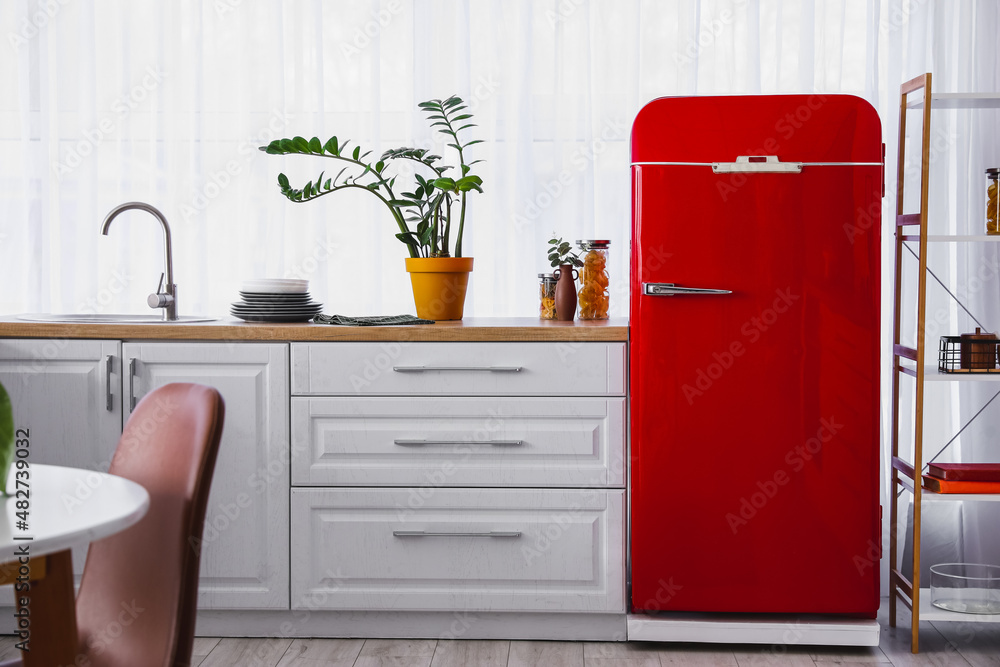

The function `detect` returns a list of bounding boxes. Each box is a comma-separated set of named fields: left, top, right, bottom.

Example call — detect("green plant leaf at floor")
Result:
left=0, top=382, right=14, bottom=496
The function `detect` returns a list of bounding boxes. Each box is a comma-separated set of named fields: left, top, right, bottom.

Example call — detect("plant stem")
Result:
left=441, top=196, right=452, bottom=256
left=455, top=192, right=467, bottom=257
left=292, top=183, right=418, bottom=258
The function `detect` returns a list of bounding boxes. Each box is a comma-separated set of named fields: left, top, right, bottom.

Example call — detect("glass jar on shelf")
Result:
left=988, top=168, right=999, bottom=235
left=575, top=239, right=610, bottom=320
left=538, top=273, right=557, bottom=320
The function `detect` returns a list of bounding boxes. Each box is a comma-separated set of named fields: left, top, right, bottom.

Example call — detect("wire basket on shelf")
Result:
left=938, top=335, right=1000, bottom=373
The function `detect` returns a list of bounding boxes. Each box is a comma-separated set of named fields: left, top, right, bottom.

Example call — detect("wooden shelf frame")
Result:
left=889, top=73, right=1000, bottom=653
left=890, top=72, right=933, bottom=654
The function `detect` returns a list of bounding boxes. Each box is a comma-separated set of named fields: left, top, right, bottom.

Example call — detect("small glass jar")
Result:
left=538, top=273, right=557, bottom=320
left=988, top=168, right=999, bottom=235
left=575, top=240, right=610, bottom=320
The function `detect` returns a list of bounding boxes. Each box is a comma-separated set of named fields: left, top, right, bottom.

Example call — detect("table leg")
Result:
left=15, top=550, right=78, bottom=667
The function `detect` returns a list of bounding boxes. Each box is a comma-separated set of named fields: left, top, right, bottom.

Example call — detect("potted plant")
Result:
left=547, top=236, right=583, bottom=321
left=259, top=95, right=484, bottom=320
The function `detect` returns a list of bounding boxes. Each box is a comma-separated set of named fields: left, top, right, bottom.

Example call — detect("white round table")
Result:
left=1, top=463, right=149, bottom=560
left=0, top=463, right=149, bottom=666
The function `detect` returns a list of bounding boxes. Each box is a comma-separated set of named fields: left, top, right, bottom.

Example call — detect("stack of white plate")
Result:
left=231, top=279, right=323, bottom=323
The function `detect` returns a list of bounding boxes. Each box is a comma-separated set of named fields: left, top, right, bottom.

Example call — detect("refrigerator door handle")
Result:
left=712, top=155, right=802, bottom=173
left=644, top=283, right=732, bottom=296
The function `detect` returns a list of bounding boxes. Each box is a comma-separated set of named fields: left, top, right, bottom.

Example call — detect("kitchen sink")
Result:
left=17, top=313, right=218, bottom=324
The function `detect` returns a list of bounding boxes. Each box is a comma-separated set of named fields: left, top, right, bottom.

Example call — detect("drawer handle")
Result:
left=392, top=530, right=522, bottom=538
left=393, top=439, right=524, bottom=447
left=392, top=366, right=523, bottom=373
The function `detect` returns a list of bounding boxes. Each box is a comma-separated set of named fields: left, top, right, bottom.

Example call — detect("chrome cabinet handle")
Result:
left=128, top=358, right=137, bottom=411
left=105, top=355, right=114, bottom=411
left=393, top=439, right=524, bottom=447
left=392, top=366, right=522, bottom=373
left=392, top=531, right=522, bottom=538
left=643, top=283, right=732, bottom=296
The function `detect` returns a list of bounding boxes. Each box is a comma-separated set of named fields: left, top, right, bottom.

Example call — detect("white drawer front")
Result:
left=291, top=397, right=626, bottom=487
left=290, top=488, right=625, bottom=613
left=290, top=342, right=626, bottom=396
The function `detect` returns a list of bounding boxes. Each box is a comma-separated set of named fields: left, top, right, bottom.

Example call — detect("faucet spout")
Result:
left=101, top=202, right=177, bottom=321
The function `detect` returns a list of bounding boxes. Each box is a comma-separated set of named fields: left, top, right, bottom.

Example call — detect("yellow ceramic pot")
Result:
left=405, top=257, right=474, bottom=321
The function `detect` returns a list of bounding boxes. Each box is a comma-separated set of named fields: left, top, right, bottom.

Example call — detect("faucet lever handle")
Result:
left=148, top=272, right=175, bottom=310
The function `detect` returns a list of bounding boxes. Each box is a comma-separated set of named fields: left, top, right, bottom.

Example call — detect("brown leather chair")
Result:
left=4, top=383, right=225, bottom=667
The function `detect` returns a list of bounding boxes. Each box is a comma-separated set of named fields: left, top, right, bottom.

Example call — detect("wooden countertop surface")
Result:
left=0, top=317, right=628, bottom=342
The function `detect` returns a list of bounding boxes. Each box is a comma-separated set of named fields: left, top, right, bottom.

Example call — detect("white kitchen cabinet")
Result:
left=291, top=342, right=627, bottom=396
left=291, top=396, right=626, bottom=487
left=287, top=340, right=628, bottom=620
left=0, top=339, right=123, bottom=604
left=123, top=342, right=289, bottom=610
left=290, top=488, right=626, bottom=613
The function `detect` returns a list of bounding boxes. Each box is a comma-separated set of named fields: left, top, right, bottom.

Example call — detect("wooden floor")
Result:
left=1, top=600, right=996, bottom=666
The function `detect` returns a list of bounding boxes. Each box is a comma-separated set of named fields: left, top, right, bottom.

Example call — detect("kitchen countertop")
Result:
left=0, top=316, right=628, bottom=342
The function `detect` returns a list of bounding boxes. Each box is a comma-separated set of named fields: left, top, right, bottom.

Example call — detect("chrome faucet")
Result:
left=101, top=202, right=178, bottom=321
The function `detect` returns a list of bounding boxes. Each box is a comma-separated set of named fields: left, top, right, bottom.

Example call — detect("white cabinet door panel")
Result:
left=290, top=342, right=627, bottom=396
left=124, top=342, right=289, bottom=610
left=290, top=488, right=625, bottom=613
left=291, top=397, right=626, bottom=487
left=0, top=339, right=122, bottom=603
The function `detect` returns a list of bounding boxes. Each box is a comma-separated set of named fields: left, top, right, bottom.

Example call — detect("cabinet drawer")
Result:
left=290, top=488, right=625, bottom=613
left=290, top=342, right=626, bottom=396
left=291, top=397, right=625, bottom=487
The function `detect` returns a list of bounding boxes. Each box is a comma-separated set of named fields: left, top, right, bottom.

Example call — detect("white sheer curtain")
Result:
left=2, top=0, right=998, bottom=587
left=2, top=0, right=881, bottom=320
left=883, top=0, right=1000, bottom=585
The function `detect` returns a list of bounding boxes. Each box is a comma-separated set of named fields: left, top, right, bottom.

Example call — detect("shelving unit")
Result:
left=889, top=73, right=1000, bottom=653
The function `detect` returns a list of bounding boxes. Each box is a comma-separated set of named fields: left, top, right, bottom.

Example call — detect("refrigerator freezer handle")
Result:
left=712, top=155, right=802, bottom=173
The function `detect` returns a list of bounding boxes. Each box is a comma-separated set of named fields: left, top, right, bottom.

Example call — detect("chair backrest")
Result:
left=75, top=383, right=225, bottom=667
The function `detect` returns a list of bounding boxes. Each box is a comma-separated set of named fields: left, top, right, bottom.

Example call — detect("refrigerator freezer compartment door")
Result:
left=643, top=283, right=733, bottom=296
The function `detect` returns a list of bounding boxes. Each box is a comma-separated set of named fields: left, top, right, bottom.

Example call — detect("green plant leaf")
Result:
left=278, top=173, right=290, bottom=188
left=0, top=382, right=13, bottom=495
left=324, top=137, right=339, bottom=155
left=309, top=137, right=323, bottom=153
left=324, top=179, right=331, bottom=189
left=280, top=138, right=294, bottom=152
left=463, top=140, right=485, bottom=147
left=433, top=177, right=456, bottom=191
left=457, top=124, right=477, bottom=132
left=292, top=136, right=310, bottom=152
left=452, top=114, right=473, bottom=121
left=548, top=238, right=558, bottom=244
left=352, top=146, right=361, bottom=161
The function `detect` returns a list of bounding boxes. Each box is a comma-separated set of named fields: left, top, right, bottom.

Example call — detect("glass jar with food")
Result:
left=988, top=168, right=999, bottom=235
left=538, top=273, right=557, bottom=320
left=575, top=240, right=610, bottom=320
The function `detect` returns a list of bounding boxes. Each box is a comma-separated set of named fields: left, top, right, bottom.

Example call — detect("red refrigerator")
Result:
left=630, top=95, right=882, bottom=617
